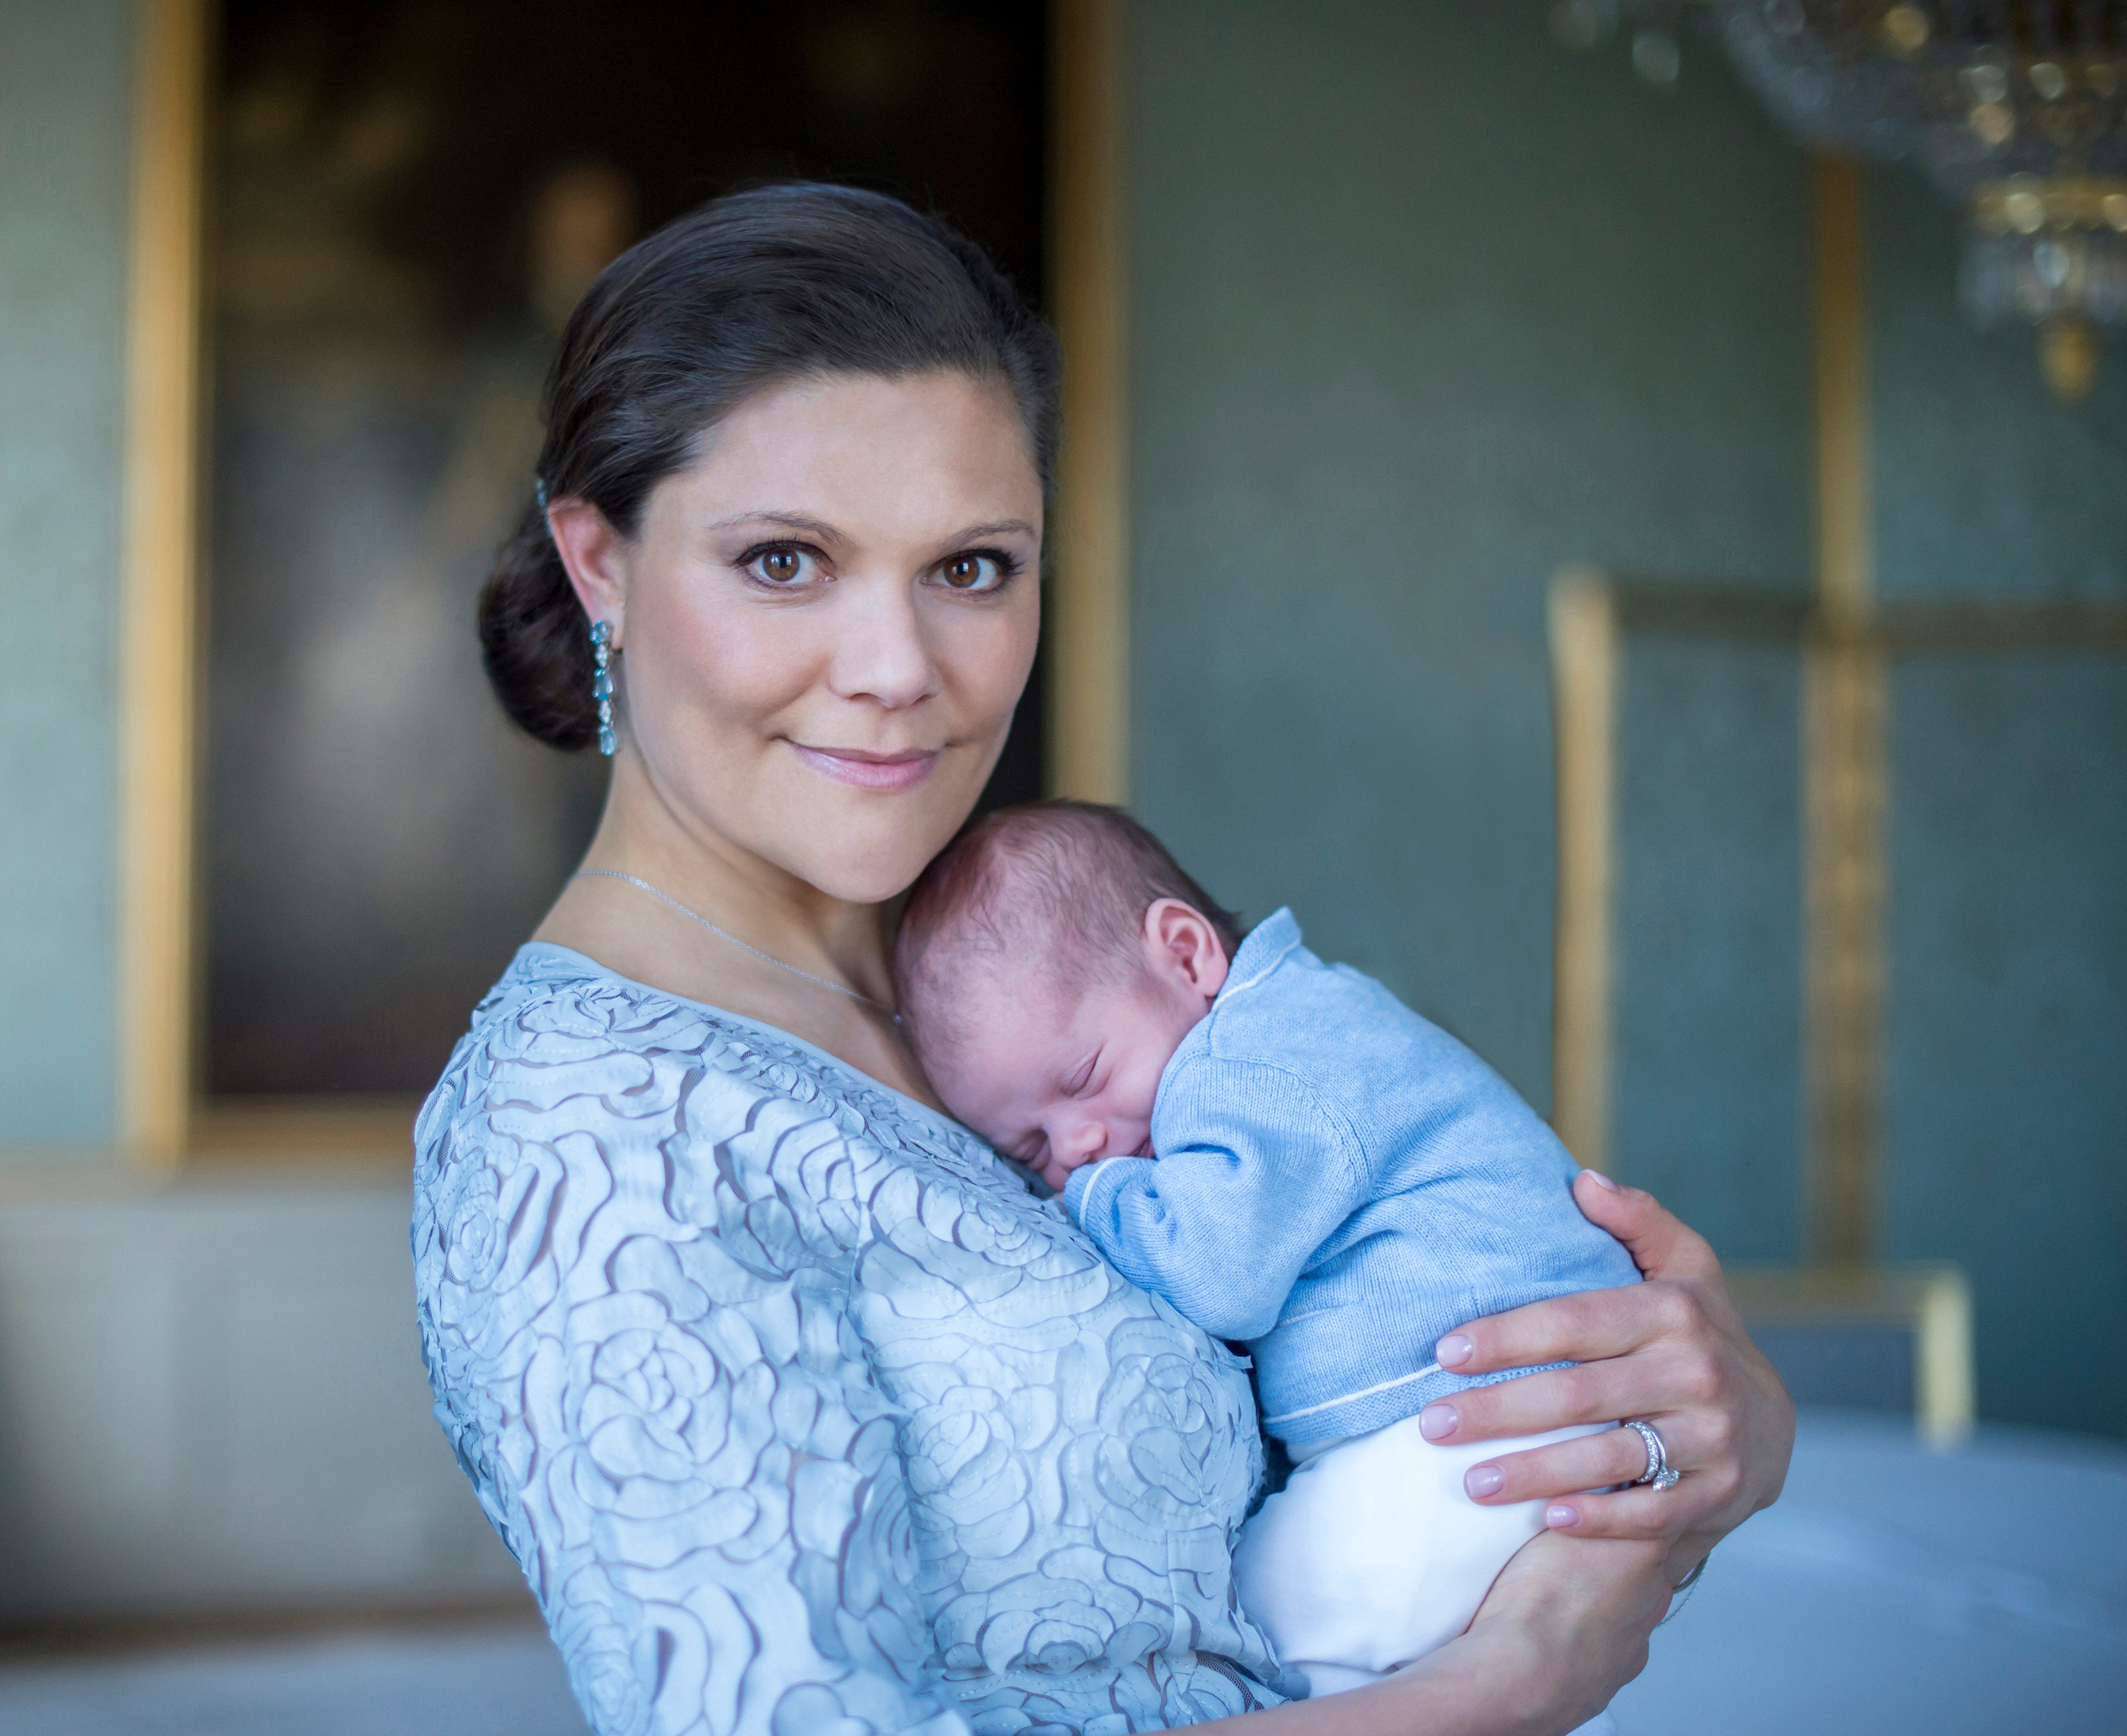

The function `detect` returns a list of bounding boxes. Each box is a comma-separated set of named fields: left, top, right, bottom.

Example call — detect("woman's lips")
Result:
left=789, top=742, right=941, bottom=792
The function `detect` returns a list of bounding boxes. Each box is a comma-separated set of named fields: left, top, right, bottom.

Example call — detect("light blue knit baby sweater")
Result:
left=1063, top=910, right=1641, bottom=1450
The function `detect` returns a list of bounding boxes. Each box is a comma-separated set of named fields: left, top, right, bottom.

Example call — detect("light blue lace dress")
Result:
left=413, top=944, right=1293, bottom=1736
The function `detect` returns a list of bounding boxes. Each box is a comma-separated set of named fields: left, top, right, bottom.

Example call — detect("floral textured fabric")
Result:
left=413, top=944, right=1291, bottom=1736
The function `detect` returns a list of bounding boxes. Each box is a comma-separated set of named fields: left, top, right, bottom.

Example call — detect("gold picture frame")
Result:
left=107, top=0, right=1133, bottom=1172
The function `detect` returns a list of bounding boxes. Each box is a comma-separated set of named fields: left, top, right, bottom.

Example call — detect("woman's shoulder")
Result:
left=409, top=941, right=1033, bottom=1414
left=415, top=940, right=1012, bottom=1210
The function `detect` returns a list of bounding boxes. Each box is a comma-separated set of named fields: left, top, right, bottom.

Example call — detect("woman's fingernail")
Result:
left=1435, top=1333, right=1475, bottom=1368
left=1420, top=1403, right=1459, bottom=1442
left=1581, top=1168, right=1621, bottom=1192
left=1465, top=1464, right=1504, bottom=1498
left=1545, top=1503, right=1580, bottom=1529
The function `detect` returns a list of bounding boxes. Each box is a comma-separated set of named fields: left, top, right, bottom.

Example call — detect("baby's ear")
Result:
left=1144, top=899, right=1229, bottom=1003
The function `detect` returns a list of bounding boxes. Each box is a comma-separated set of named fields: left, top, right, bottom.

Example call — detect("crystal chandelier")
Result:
left=1555, top=2, right=2127, bottom=400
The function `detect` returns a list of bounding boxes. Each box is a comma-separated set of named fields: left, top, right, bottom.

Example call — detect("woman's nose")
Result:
left=827, top=575, right=939, bottom=710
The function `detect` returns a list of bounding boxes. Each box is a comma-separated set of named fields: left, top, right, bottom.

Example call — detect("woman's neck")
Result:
left=532, top=757, right=943, bottom=1110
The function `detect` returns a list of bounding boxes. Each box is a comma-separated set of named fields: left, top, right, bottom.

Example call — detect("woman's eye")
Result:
left=748, top=547, right=815, bottom=585
left=937, top=553, right=1007, bottom=592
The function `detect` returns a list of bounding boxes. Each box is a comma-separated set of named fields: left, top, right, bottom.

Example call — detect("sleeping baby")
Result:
left=892, top=800, right=1642, bottom=1713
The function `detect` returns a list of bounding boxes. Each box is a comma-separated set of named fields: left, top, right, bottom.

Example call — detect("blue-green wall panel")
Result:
left=1128, top=0, right=1811, bottom=1125
left=1884, top=655, right=2127, bottom=1440
left=1869, top=166, right=2127, bottom=604
left=1614, top=635, right=1804, bottom=1263
left=1869, top=165, right=2127, bottom=1438
left=0, top=0, right=133, bottom=1146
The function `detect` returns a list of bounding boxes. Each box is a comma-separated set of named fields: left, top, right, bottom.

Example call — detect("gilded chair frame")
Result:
left=1549, top=566, right=2126, bottom=1445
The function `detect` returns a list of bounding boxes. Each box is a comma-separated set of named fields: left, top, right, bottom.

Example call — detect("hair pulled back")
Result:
left=478, top=182, right=1061, bottom=750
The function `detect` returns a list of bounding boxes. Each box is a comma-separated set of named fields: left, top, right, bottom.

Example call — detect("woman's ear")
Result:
left=546, top=495, right=630, bottom=643
left=1143, top=899, right=1230, bottom=1006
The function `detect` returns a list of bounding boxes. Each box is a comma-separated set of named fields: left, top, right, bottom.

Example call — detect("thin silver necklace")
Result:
left=573, top=870, right=900, bottom=1019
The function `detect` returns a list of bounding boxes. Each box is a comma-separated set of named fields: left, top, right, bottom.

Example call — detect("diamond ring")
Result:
left=1625, top=1418, right=1680, bottom=1491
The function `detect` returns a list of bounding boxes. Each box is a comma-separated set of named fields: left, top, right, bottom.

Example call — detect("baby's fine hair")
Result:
left=893, top=802, right=1245, bottom=1048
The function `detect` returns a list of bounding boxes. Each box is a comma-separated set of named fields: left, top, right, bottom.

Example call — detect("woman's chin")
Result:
left=840, top=777, right=1005, bottom=896
left=784, top=810, right=976, bottom=906
left=687, top=746, right=1003, bottom=907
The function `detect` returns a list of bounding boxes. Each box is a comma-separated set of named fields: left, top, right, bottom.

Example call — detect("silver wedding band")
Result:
left=1625, top=1418, right=1680, bottom=1491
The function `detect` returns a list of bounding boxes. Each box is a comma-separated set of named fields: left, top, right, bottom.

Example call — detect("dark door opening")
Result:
left=203, top=0, right=1050, bottom=1098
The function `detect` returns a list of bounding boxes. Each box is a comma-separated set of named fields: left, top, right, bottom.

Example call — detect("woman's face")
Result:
left=563, top=370, right=1042, bottom=906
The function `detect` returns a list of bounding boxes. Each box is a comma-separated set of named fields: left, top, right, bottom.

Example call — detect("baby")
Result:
left=893, top=801, right=1642, bottom=1707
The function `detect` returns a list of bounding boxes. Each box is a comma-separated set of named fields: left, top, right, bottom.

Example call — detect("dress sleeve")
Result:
left=414, top=1017, right=973, bottom=1736
left=1061, top=1054, right=1372, bottom=1341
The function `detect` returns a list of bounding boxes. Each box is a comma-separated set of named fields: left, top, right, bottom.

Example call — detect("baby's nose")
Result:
left=1056, top=1115, right=1110, bottom=1167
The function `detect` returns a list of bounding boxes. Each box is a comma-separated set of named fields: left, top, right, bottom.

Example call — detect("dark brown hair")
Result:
left=893, top=802, right=1247, bottom=1051
left=478, top=182, right=1060, bottom=750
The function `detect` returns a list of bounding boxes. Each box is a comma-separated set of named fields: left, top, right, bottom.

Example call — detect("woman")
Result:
left=415, top=184, right=1792, bottom=1736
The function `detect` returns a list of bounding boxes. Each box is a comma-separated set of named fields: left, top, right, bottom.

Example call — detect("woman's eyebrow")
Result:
left=705, top=509, right=846, bottom=542
left=703, top=513, right=1034, bottom=545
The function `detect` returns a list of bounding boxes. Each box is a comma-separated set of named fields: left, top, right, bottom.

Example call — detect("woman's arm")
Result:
left=1419, top=1172, right=1796, bottom=1578
left=1173, top=1179, right=1778, bottom=1736
left=1168, top=1180, right=1781, bottom=1736
left=1183, top=1529, right=1671, bottom=1736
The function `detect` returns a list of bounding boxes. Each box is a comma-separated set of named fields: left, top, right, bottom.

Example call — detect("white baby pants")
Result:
left=1233, top=1413, right=1617, bottom=1732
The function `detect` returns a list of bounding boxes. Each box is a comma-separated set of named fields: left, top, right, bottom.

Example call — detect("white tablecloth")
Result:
left=1615, top=1408, right=2127, bottom=1734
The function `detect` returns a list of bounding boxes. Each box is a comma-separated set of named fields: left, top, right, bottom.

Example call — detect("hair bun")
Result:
left=478, top=506, right=597, bottom=751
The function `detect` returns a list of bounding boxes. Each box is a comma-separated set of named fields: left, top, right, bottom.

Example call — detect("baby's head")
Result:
left=895, top=802, right=1245, bottom=1191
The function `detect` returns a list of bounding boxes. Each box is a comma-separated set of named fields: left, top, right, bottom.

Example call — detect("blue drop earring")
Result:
left=590, top=620, right=617, bottom=756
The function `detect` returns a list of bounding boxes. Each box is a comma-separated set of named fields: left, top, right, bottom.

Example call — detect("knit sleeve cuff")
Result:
left=1063, top=1155, right=1136, bottom=1221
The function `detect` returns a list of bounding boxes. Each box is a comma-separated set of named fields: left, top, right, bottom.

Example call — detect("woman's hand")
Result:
left=1191, top=1530, right=1671, bottom=1736
left=1445, top=1529, right=1672, bottom=1731
left=1171, top=1179, right=1769, bottom=1736
left=1419, top=1172, right=1794, bottom=1576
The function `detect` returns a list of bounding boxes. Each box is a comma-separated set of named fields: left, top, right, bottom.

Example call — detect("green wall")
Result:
left=1869, top=166, right=2127, bottom=605
left=0, top=0, right=133, bottom=1147
left=1868, top=167, right=2127, bottom=1440
left=1612, top=633, right=1803, bottom=1264
left=1127, top=0, right=1811, bottom=1252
